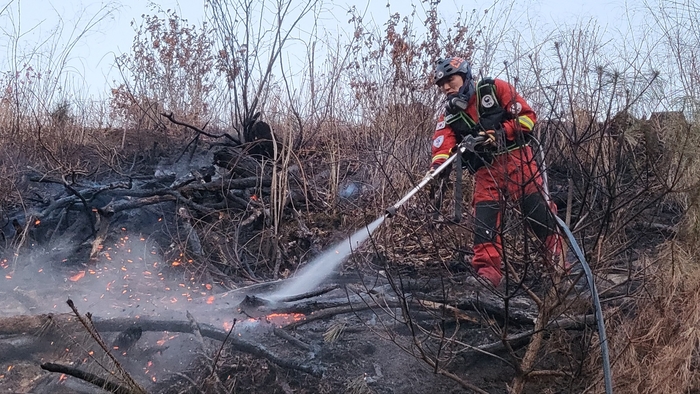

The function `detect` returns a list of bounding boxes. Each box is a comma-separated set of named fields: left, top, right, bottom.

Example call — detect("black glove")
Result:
left=426, top=165, right=451, bottom=180
left=445, top=96, right=469, bottom=115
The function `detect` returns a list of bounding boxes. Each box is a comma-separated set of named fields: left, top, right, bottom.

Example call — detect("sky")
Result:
left=0, top=0, right=643, bottom=99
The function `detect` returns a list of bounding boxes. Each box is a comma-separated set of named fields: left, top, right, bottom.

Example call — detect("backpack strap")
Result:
left=475, top=78, right=511, bottom=130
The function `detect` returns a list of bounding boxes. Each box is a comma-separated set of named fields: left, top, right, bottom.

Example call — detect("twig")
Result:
left=61, top=174, right=96, bottom=234
left=186, top=310, right=208, bottom=351
left=64, top=300, right=146, bottom=394
left=162, top=111, right=239, bottom=144
left=174, top=372, right=206, bottom=394
left=40, top=362, right=138, bottom=394
left=417, top=299, right=480, bottom=323
left=210, top=319, right=236, bottom=377
left=277, top=285, right=340, bottom=303
left=186, top=311, right=227, bottom=392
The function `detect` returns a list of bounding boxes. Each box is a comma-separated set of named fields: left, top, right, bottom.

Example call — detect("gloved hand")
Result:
left=426, top=166, right=450, bottom=179
left=478, top=128, right=505, bottom=147
left=445, top=96, right=469, bottom=115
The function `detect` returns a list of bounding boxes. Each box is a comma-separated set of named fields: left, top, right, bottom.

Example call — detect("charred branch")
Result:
left=161, top=111, right=239, bottom=145
left=40, top=362, right=142, bottom=394
left=0, top=313, right=323, bottom=377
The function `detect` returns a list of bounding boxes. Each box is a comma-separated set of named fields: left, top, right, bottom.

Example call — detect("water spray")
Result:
left=269, top=136, right=486, bottom=300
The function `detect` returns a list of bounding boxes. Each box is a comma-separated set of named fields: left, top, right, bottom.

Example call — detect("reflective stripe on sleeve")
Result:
left=518, top=115, right=535, bottom=131
left=432, top=154, right=450, bottom=164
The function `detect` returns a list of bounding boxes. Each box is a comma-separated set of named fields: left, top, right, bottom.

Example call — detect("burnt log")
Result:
left=243, top=112, right=277, bottom=160
left=0, top=313, right=323, bottom=377
left=213, top=147, right=262, bottom=177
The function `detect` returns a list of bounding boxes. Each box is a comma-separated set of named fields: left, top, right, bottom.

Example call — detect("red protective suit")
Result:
left=430, top=78, right=562, bottom=287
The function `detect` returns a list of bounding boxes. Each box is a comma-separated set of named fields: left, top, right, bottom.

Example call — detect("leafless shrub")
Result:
left=111, top=7, right=220, bottom=138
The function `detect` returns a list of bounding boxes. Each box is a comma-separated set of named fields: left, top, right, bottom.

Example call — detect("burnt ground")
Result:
left=0, top=258, right=590, bottom=394
left=0, top=130, right=678, bottom=394
left=0, top=269, right=533, bottom=394
left=0, top=139, right=495, bottom=394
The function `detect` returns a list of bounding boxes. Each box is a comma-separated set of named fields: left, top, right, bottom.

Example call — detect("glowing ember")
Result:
left=59, top=374, right=67, bottom=382
left=265, top=313, right=305, bottom=324
left=156, top=334, right=178, bottom=346
left=34, top=219, right=41, bottom=225
left=68, top=271, right=86, bottom=282
left=206, top=296, right=215, bottom=304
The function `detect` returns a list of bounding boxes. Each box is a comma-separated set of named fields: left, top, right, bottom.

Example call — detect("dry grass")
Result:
left=591, top=241, right=700, bottom=394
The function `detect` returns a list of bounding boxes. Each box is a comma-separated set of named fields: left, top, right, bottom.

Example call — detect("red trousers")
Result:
left=470, top=146, right=562, bottom=286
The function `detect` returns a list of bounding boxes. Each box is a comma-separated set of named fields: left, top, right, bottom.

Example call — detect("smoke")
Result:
left=1, top=231, right=222, bottom=319
left=0, top=230, right=234, bottom=387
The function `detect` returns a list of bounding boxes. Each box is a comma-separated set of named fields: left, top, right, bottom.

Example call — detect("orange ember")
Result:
left=68, top=271, right=86, bottom=282
left=156, top=334, right=178, bottom=346
left=206, top=296, right=215, bottom=304
left=265, top=313, right=305, bottom=323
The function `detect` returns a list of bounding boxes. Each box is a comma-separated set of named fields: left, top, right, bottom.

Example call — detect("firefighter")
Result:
left=429, top=56, right=563, bottom=288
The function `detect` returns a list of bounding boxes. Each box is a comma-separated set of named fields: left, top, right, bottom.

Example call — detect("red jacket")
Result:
left=430, top=78, right=536, bottom=169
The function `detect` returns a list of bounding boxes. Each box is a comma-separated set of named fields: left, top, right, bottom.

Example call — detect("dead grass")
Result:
left=590, top=241, right=700, bottom=394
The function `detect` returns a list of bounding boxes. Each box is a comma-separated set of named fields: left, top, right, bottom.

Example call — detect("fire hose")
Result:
left=531, top=135, right=613, bottom=394
left=385, top=134, right=613, bottom=394
left=385, top=134, right=486, bottom=217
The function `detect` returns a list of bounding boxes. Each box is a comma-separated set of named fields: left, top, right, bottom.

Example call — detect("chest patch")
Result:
left=481, top=94, right=496, bottom=108
left=435, top=120, right=446, bottom=130
left=433, top=135, right=445, bottom=148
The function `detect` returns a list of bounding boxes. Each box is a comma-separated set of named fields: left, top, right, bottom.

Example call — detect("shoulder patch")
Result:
left=435, top=120, right=446, bottom=130
left=510, top=102, right=522, bottom=115
left=433, top=135, right=445, bottom=148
